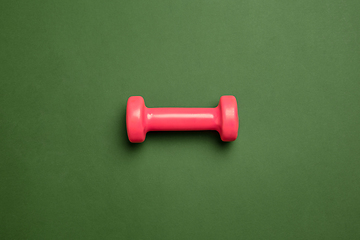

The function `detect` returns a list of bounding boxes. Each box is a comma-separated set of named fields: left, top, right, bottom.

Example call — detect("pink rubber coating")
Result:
left=126, top=96, right=239, bottom=143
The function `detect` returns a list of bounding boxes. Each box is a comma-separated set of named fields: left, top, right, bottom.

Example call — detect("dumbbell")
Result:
left=126, top=95, right=239, bottom=143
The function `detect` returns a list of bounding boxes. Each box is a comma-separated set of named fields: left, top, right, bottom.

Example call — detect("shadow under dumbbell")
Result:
left=146, top=131, right=231, bottom=148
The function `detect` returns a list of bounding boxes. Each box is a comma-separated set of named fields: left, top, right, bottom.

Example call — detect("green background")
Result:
left=1, top=0, right=360, bottom=239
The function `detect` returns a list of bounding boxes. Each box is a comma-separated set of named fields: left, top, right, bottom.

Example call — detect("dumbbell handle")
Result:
left=146, top=107, right=220, bottom=132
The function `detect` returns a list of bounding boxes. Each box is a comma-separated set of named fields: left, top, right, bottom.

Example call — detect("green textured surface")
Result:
left=1, top=0, right=360, bottom=239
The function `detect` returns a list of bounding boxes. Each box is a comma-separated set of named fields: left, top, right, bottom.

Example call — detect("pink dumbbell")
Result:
left=126, top=95, right=239, bottom=143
